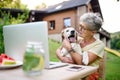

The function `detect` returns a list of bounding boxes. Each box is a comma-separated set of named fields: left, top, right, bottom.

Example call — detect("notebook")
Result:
left=3, top=21, right=68, bottom=69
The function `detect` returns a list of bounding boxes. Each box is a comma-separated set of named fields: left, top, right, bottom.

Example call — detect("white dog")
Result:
left=60, top=27, right=83, bottom=58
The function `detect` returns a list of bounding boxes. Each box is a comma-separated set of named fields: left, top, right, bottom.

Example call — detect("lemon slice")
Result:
left=2, top=60, right=16, bottom=65
left=31, top=55, right=44, bottom=71
left=39, top=55, right=44, bottom=70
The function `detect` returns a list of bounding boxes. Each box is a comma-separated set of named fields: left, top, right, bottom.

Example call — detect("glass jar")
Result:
left=22, top=42, right=44, bottom=76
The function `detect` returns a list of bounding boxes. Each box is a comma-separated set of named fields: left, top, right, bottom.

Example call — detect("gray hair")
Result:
left=80, top=12, right=103, bottom=31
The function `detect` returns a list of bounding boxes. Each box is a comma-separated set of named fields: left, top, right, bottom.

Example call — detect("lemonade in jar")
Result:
left=23, top=42, right=44, bottom=76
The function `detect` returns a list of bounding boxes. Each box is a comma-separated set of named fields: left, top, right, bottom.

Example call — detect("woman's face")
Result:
left=78, top=22, right=95, bottom=39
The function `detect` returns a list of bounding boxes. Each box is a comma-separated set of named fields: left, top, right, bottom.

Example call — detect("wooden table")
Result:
left=0, top=64, right=98, bottom=80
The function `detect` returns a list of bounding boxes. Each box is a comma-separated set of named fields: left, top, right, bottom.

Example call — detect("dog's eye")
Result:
left=66, top=30, right=69, bottom=32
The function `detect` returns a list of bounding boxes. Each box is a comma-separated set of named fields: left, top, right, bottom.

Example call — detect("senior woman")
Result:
left=56, top=12, right=105, bottom=80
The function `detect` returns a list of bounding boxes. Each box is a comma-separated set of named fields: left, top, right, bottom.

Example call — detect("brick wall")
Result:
left=43, top=9, right=77, bottom=34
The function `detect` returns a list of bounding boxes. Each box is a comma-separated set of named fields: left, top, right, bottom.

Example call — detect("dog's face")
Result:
left=61, top=27, right=77, bottom=43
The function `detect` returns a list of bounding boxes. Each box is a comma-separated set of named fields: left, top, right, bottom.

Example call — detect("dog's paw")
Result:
left=71, top=43, right=82, bottom=55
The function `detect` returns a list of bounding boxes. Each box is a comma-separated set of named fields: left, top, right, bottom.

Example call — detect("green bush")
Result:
left=0, top=10, right=29, bottom=54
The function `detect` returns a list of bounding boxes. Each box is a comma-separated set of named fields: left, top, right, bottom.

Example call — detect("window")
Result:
left=49, top=20, right=55, bottom=30
left=64, top=18, right=71, bottom=28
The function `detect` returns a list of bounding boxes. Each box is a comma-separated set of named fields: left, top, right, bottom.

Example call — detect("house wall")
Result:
left=87, top=3, right=93, bottom=12
left=76, top=6, right=87, bottom=31
left=43, top=9, right=77, bottom=34
left=75, top=4, right=92, bottom=31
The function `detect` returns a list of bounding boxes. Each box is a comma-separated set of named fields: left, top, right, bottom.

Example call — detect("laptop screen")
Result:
left=3, top=21, right=49, bottom=68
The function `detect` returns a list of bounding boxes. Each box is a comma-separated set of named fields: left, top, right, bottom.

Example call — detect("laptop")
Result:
left=3, top=21, right=68, bottom=69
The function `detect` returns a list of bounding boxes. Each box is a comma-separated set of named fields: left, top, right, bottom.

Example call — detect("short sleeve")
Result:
left=89, top=41, right=105, bottom=58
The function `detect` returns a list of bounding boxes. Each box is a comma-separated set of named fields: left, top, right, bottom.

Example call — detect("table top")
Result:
left=0, top=64, right=98, bottom=80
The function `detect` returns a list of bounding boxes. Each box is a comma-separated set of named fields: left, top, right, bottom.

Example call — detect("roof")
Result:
left=41, top=0, right=90, bottom=13
left=1, top=8, right=23, bottom=13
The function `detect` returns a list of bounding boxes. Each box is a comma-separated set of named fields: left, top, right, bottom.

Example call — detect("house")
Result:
left=29, top=0, right=110, bottom=45
left=30, top=0, right=103, bottom=34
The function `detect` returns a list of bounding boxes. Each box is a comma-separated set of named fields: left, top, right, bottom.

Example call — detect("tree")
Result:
left=0, top=0, right=28, bottom=9
left=111, top=32, right=120, bottom=50
left=0, top=0, right=29, bottom=53
left=116, top=41, right=120, bottom=49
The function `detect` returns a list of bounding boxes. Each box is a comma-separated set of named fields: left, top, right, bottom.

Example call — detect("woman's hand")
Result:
left=56, top=47, right=74, bottom=64
left=61, top=57, right=74, bottom=64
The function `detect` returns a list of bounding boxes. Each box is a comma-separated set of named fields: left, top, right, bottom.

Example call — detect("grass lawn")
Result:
left=49, top=39, right=120, bottom=80
left=49, top=39, right=61, bottom=62
left=105, top=52, right=120, bottom=80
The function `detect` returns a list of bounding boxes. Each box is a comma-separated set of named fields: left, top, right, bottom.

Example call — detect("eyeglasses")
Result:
left=78, top=24, right=90, bottom=31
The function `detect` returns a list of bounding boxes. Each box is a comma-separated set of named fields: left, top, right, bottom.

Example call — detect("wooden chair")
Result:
left=98, top=52, right=106, bottom=80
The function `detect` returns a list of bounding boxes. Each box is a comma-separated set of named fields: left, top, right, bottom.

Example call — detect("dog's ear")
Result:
left=76, top=31, right=78, bottom=42
left=61, top=29, right=64, bottom=41
left=77, top=36, right=83, bottom=43
left=76, top=31, right=79, bottom=43
left=76, top=31, right=83, bottom=43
